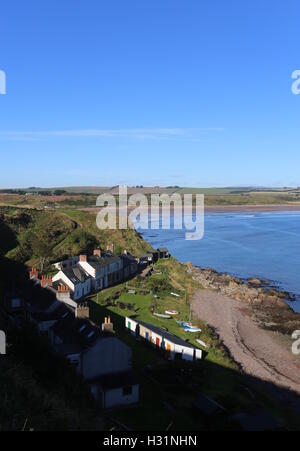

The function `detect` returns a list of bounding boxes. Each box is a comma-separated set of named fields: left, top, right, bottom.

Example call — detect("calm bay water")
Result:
left=140, top=211, right=300, bottom=312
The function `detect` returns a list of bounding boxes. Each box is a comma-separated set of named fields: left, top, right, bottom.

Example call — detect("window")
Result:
left=123, top=386, right=133, bottom=396
left=11, top=298, right=21, bottom=308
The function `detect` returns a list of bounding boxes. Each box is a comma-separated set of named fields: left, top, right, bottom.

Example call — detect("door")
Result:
left=145, top=332, right=149, bottom=341
left=166, top=343, right=171, bottom=358
left=156, top=337, right=160, bottom=348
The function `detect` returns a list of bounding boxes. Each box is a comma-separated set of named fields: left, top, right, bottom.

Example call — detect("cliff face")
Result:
left=0, top=207, right=151, bottom=268
left=189, top=266, right=300, bottom=335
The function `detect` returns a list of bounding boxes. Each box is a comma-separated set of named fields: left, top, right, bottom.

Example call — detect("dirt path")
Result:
left=191, top=289, right=300, bottom=396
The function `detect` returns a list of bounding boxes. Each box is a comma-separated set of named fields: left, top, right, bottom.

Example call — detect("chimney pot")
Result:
left=75, top=303, right=90, bottom=319
left=106, top=244, right=114, bottom=253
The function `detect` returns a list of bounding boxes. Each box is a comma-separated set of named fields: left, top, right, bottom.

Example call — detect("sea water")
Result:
left=140, top=211, right=300, bottom=312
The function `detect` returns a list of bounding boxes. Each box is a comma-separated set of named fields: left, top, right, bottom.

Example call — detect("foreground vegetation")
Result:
left=0, top=323, right=103, bottom=431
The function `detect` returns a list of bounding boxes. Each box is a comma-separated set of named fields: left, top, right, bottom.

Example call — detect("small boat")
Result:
left=153, top=313, right=171, bottom=319
left=184, top=327, right=201, bottom=333
left=171, top=292, right=181, bottom=298
left=176, top=320, right=188, bottom=327
left=176, top=320, right=200, bottom=330
left=196, top=339, right=207, bottom=348
left=165, top=310, right=179, bottom=316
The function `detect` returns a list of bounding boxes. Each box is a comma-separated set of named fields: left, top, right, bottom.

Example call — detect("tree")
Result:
left=32, top=232, right=52, bottom=273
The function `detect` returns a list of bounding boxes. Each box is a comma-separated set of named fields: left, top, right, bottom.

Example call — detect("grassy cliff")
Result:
left=0, top=207, right=151, bottom=271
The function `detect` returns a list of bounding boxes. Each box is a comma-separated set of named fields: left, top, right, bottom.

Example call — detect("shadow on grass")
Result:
left=1, top=256, right=300, bottom=431
left=90, top=300, right=300, bottom=431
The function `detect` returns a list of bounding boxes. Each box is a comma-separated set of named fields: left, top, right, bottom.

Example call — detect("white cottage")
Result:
left=126, top=317, right=203, bottom=362
left=78, top=253, right=123, bottom=291
left=52, top=264, right=92, bottom=301
left=50, top=309, right=139, bottom=409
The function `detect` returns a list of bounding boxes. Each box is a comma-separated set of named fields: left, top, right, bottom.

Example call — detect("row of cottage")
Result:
left=30, top=246, right=170, bottom=307
left=126, top=318, right=203, bottom=362
left=29, top=247, right=139, bottom=306
left=5, top=270, right=140, bottom=410
left=5, top=245, right=201, bottom=410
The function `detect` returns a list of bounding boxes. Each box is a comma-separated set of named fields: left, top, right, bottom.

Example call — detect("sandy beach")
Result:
left=191, top=288, right=300, bottom=400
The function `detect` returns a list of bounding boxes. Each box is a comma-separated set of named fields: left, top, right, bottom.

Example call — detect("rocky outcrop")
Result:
left=188, top=266, right=300, bottom=335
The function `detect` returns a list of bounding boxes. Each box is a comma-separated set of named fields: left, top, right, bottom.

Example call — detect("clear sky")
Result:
left=1, top=0, right=300, bottom=188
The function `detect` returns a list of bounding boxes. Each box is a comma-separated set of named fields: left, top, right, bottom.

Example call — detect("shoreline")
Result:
left=191, top=286, right=300, bottom=401
left=78, top=203, right=300, bottom=214
left=189, top=265, right=300, bottom=335
left=189, top=266, right=300, bottom=401
left=204, top=204, right=300, bottom=213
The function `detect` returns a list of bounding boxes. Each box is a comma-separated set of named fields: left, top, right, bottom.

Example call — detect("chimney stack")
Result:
left=79, top=255, right=87, bottom=262
left=106, top=244, right=114, bottom=254
left=41, top=275, right=53, bottom=288
left=93, top=249, right=102, bottom=257
left=58, top=284, right=69, bottom=293
left=75, top=303, right=90, bottom=319
left=30, top=268, right=38, bottom=280
left=102, top=316, right=115, bottom=334
left=56, top=284, right=70, bottom=301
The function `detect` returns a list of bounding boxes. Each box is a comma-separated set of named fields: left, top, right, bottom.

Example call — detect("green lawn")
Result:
left=89, top=279, right=251, bottom=430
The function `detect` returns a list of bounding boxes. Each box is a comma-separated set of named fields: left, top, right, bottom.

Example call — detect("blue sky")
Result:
left=1, top=0, right=300, bottom=188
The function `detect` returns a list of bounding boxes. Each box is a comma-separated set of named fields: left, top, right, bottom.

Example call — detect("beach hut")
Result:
left=125, top=318, right=203, bottom=362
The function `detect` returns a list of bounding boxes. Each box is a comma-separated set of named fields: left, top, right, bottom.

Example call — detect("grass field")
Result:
left=1, top=186, right=300, bottom=210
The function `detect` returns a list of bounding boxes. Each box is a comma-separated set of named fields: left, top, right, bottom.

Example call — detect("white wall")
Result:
left=53, top=271, right=92, bottom=301
left=126, top=317, right=138, bottom=334
left=82, top=337, right=132, bottom=380
left=104, top=385, right=139, bottom=410
left=79, top=261, right=96, bottom=278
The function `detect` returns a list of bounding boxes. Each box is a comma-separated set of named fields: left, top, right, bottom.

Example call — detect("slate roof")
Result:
left=26, top=281, right=58, bottom=314
left=157, top=247, right=169, bottom=253
left=30, top=302, right=70, bottom=322
left=54, top=343, right=84, bottom=357
left=121, top=254, right=138, bottom=267
left=134, top=320, right=198, bottom=350
left=51, top=313, right=110, bottom=352
left=61, top=264, right=90, bottom=285
left=86, top=254, right=121, bottom=271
